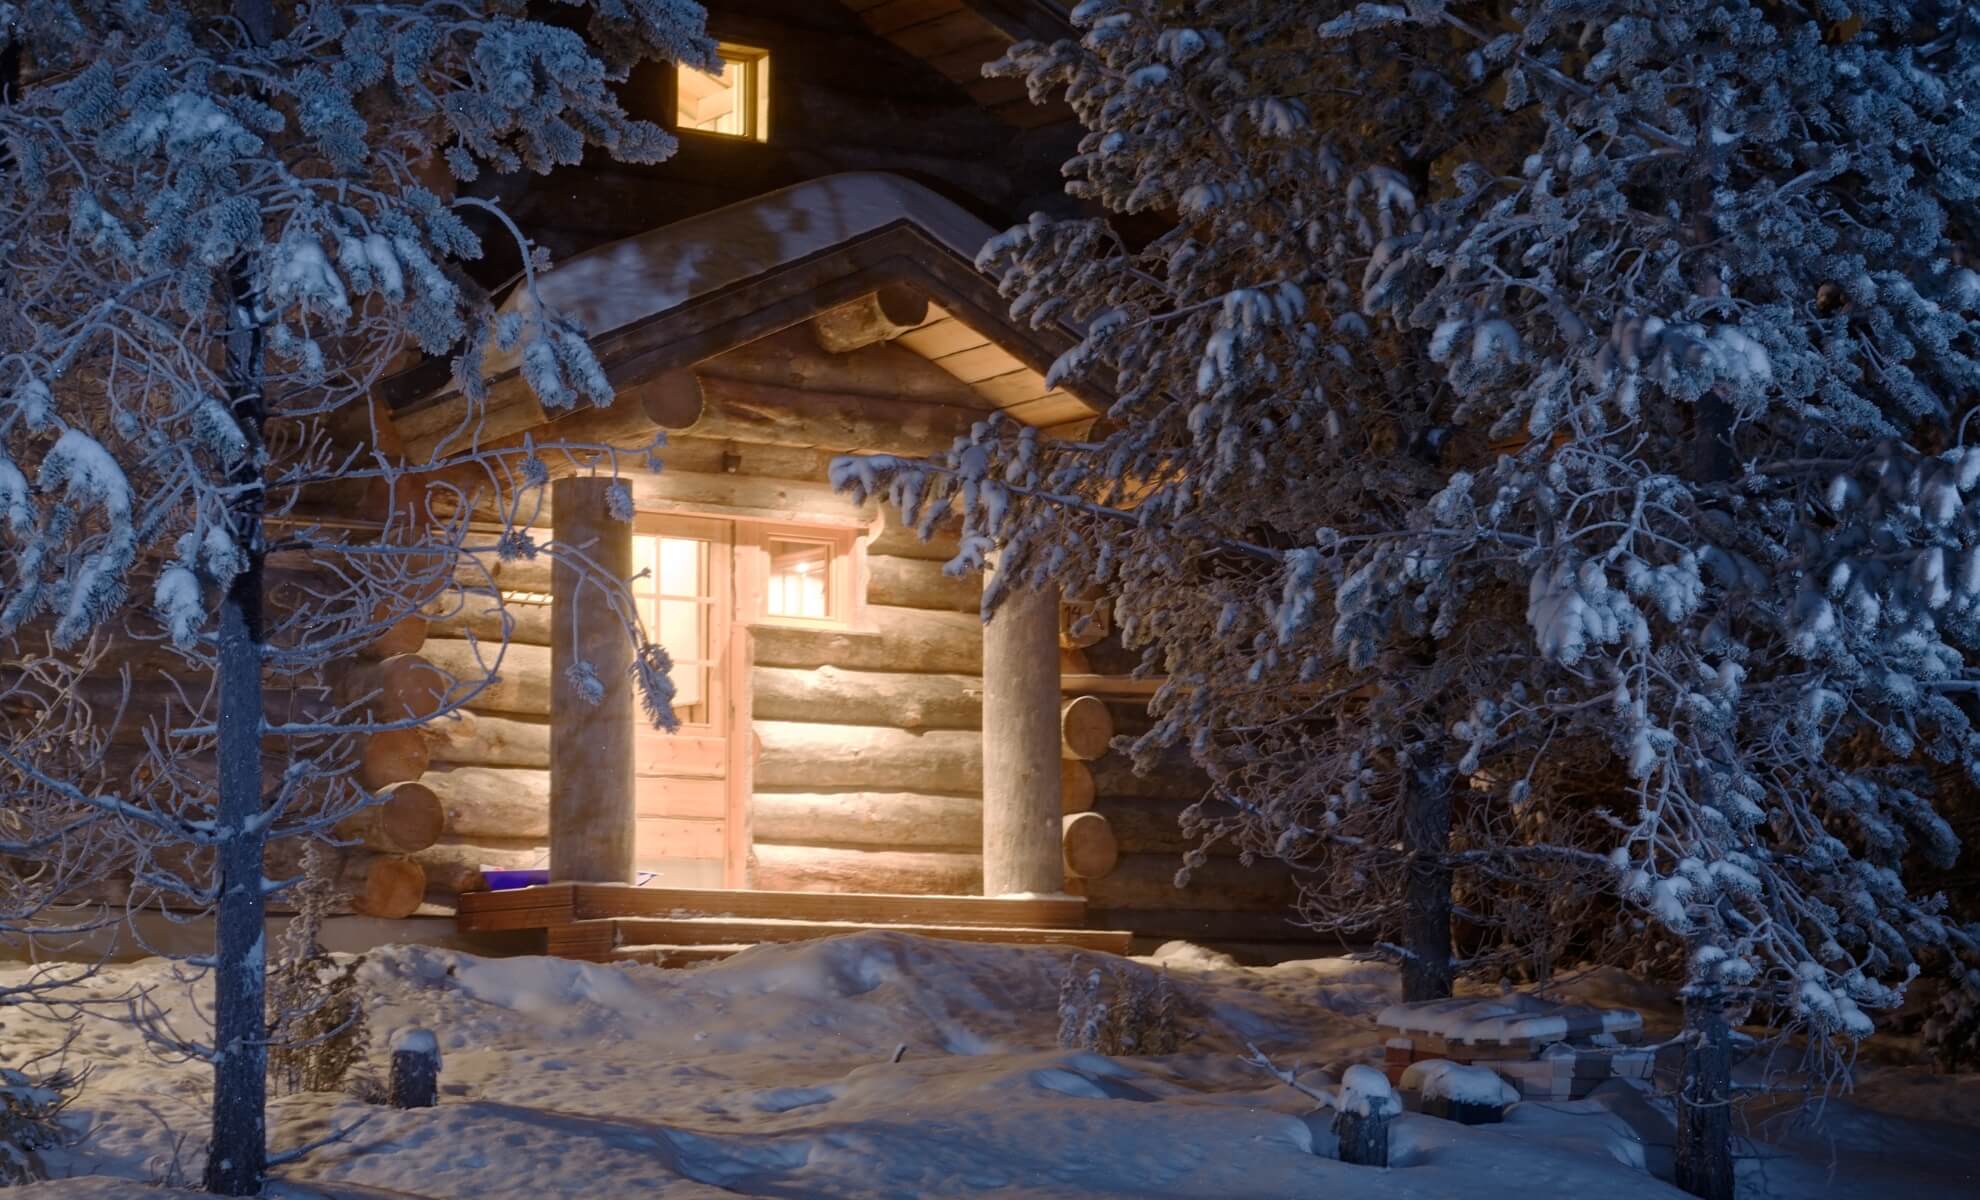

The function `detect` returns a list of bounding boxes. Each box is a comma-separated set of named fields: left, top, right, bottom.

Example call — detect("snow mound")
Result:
left=1402, top=1059, right=1520, bottom=1107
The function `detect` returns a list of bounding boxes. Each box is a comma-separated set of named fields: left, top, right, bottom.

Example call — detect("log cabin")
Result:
left=45, top=1, right=1324, bottom=965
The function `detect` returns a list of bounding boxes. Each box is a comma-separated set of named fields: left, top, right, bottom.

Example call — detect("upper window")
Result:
left=676, top=44, right=769, bottom=141
left=745, top=525, right=857, bottom=629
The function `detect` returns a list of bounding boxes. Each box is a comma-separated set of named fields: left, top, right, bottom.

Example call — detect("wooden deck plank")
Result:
left=614, top=916, right=1132, bottom=953
left=565, top=883, right=1088, bottom=929
left=455, top=883, right=577, bottom=932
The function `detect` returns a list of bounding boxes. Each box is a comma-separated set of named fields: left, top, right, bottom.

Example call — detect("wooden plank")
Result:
left=929, top=39, right=1019, bottom=81
left=455, top=882, right=577, bottom=932
left=895, top=315, right=992, bottom=360
left=1062, top=673, right=1167, bottom=698
left=1001, top=391, right=1093, bottom=427
left=932, top=342, right=1027, bottom=385
left=565, top=882, right=1087, bottom=928
left=546, top=919, right=619, bottom=962
left=614, top=944, right=748, bottom=967
left=969, top=367, right=1049, bottom=409
left=613, top=916, right=1131, bottom=954
left=635, top=775, right=727, bottom=819
left=635, top=815, right=726, bottom=861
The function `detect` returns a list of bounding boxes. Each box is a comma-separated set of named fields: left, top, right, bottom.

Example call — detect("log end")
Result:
left=1060, top=695, right=1115, bottom=761
left=1062, top=811, right=1119, bottom=880
left=637, top=370, right=707, bottom=431
left=350, top=855, right=428, bottom=919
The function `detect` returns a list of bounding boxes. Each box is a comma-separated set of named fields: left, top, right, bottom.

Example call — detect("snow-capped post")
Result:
left=549, top=476, right=637, bottom=885
left=1333, top=1065, right=1398, bottom=1168
left=981, top=573, right=1065, bottom=896
left=388, top=1029, right=440, bottom=1110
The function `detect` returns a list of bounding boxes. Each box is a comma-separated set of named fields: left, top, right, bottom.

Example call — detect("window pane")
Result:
left=658, top=598, right=705, bottom=709
left=767, top=540, right=830, bottom=619
left=657, top=536, right=703, bottom=599
left=677, top=54, right=753, bottom=137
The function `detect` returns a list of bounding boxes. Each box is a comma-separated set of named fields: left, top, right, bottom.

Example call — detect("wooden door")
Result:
left=630, top=515, right=733, bottom=887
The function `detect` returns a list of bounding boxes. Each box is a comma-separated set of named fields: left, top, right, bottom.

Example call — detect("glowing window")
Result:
left=676, top=45, right=769, bottom=141
left=631, top=533, right=714, bottom=716
left=767, top=540, right=831, bottom=620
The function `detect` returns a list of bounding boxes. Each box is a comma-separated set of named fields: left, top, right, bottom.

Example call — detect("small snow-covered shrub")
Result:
left=0, top=1062, right=75, bottom=1184
left=1056, top=956, right=1188, bottom=1056
left=267, top=844, right=369, bottom=1097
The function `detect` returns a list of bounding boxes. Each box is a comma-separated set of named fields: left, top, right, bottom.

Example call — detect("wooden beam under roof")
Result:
left=840, top=0, right=1074, bottom=127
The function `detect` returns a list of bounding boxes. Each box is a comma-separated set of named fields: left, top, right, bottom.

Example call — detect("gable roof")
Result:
left=388, top=172, right=1102, bottom=456
left=839, top=0, right=1073, bottom=128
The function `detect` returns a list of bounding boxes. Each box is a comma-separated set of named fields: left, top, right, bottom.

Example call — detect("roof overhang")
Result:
left=386, top=172, right=1105, bottom=454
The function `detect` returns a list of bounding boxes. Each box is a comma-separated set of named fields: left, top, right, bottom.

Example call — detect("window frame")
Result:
left=738, top=522, right=861, bottom=632
left=672, top=42, right=771, bottom=143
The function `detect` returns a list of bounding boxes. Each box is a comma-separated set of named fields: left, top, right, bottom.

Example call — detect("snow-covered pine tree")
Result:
left=832, top=4, right=1980, bottom=1194
left=0, top=2, right=708, bottom=1192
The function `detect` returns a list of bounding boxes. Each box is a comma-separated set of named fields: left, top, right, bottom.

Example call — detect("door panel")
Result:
left=631, top=516, right=733, bottom=884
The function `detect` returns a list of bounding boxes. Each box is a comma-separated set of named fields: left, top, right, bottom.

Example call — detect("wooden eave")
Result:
left=386, top=216, right=1109, bottom=451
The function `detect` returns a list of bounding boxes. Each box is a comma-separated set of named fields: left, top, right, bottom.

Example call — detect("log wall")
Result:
left=744, top=512, right=990, bottom=893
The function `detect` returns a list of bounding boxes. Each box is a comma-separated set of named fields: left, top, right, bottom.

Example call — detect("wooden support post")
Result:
left=548, top=476, right=635, bottom=884
left=982, top=581, right=1064, bottom=896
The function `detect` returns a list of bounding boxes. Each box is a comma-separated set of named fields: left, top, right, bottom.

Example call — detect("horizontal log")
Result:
left=409, top=369, right=702, bottom=463
left=1094, top=797, right=1243, bottom=857
left=336, top=653, right=448, bottom=724
left=812, top=286, right=930, bottom=354
left=683, top=374, right=976, bottom=458
left=335, top=783, right=444, bottom=855
left=751, top=605, right=982, bottom=674
left=866, top=505, right=962, bottom=562
left=1083, top=853, right=1302, bottom=913
left=425, top=596, right=554, bottom=647
left=361, top=614, right=431, bottom=660
left=411, top=838, right=546, bottom=895
left=1060, top=695, right=1113, bottom=761
left=1061, top=759, right=1095, bottom=814
left=421, top=765, right=550, bottom=839
left=1062, top=811, right=1118, bottom=880
left=485, top=469, right=875, bottom=529
left=749, top=842, right=982, bottom=895
left=866, top=554, right=980, bottom=612
left=359, top=729, right=431, bottom=790
left=754, top=720, right=981, bottom=795
left=1090, top=751, right=1211, bottom=803
left=419, top=639, right=551, bottom=717
left=424, top=710, right=551, bottom=769
left=346, top=854, right=427, bottom=920
left=750, top=665, right=982, bottom=731
left=751, top=791, right=982, bottom=851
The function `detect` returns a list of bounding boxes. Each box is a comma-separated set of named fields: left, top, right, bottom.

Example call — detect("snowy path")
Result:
left=5, top=934, right=1976, bottom=1198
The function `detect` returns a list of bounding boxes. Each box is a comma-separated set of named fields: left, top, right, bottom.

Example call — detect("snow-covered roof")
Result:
left=493, top=173, right=997, bottom=363
left=485, top=171, right=1095, bottom=429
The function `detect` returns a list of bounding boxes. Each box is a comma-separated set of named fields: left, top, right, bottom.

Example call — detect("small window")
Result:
left=745, top=525, right=857, bottom=629
left=676, top=44, right=769, bottom=141
left=767, top=539, right=831, bottom=620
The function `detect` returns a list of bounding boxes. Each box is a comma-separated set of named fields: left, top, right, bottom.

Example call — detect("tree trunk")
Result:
left=1676, top=990, right=1736, bottom=1200
left=205, top=259, right=269, bottom=1196
left=1400, top=758, right=1454, bottom=1003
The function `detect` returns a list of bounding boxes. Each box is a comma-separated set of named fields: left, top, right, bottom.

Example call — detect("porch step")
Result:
left=613, top=915, right=1134, bottom=954
left=458, top=883, right=1090, bottom=934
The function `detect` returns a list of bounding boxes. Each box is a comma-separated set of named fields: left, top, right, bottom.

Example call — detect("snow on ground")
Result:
left=1, top=933, right=1975, bottom=1198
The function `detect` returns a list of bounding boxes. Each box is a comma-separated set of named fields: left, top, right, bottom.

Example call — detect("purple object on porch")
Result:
left=482, top=869, right=549, bottom=891
left=480, top=869, right=659, bottom=891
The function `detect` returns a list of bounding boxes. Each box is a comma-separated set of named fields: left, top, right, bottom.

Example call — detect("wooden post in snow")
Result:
left=388, top=1028, right=440, bottom=1109
left=981, top=578, right=1064, bottom=896
left=548, top=476, right=635, bottom=884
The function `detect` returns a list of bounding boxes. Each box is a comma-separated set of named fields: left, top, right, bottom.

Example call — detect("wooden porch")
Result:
left=457, top=882, right=1134, bottom=965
